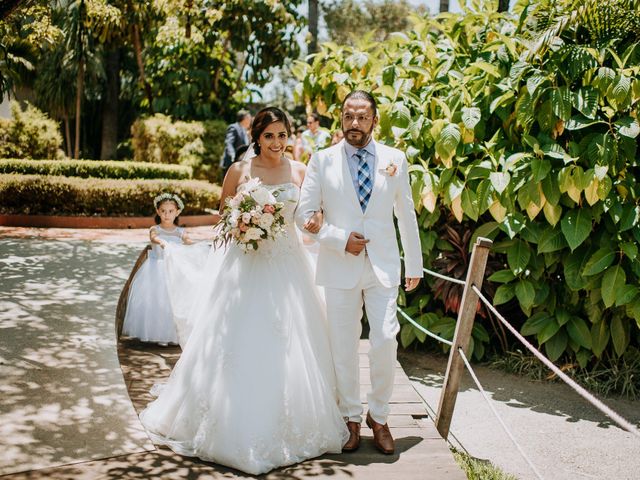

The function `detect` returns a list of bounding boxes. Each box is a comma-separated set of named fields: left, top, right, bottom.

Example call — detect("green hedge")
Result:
left=0, top=174, right=220, bottom=216
left=0, top=158, right=193, bottom=180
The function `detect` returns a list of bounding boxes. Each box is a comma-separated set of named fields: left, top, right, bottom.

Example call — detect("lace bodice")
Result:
left=150, top=226, right=184, bottom=258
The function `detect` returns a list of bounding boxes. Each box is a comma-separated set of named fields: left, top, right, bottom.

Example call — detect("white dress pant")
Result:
left=324, top=257, right=399, bottom=424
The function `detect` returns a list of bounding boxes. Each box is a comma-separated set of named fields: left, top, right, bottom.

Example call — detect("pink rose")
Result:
left=263, top=204, right=276, bottom=214
left=239, top=223, right=249, bottom=232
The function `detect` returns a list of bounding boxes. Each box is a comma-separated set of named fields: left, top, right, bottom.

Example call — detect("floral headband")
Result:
left=153, top=192, right=184, bottom=211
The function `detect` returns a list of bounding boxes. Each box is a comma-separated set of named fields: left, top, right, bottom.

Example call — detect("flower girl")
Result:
left=122, top=193, right=192, bottom=345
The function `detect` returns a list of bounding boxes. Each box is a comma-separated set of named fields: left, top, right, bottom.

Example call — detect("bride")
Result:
left=139, top=107, right=349, bottom=475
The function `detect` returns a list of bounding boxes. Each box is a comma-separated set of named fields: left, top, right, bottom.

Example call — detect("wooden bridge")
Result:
left=7, top=338, right=464, bottom=479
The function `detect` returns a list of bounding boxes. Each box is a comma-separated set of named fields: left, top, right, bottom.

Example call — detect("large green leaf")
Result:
left=615, top=285, right=639, bottom=307
left=494, top=284, right=515, bottom=305
left=489, top=171, right=510, bottom=195
left=545, top=330, right=568, bottom=362
left=561, top=209, right=592, bottom=251
left=461, top=188, right=479, bottom=221
left=521, top=312, right=553, bottom=336
left=601, top=265, right=626, bottom=308
left=507, top=239, right=531, bottom=275
left=615, top=117, right=640, bottom=138
left=488, top=269, right=516, bottom=283
left=591, top=320, right=610, bottom=358
left=531, top=158, right=551, bottom=182
left=571, top=87, right=598, bottom=119
left=538, top=318, right=561, bottom=344
left=550, top=87, right=572, bottom=121
left=564, top=246, right=591, bottom=291
left=435, top=123, right=461, bottom=163
left=610, top=315, right=629, bottom=357
left=567, top=317, right=592, bottom=349
left=515, top=279, right=536, bottom=310
left=461, top=106, right=481, bottom=129
left=538, top=227, right=567, bottom=253
left=582, top=248, right=616, bottom=276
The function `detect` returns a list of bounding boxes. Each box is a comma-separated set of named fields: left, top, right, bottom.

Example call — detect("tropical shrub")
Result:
left=0, top=101, right=64, bottom=159
left=0, top=159, right=192, bottom=180
left=295, top=0, right=640, bottom=364
left=0, top=173, right=220, bottom=216
left=131, top=114, right=226, bottom=180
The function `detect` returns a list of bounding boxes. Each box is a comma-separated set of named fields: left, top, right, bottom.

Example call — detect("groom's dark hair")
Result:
left=251, top=107, right=292, bottom=155
left=342, top=90, right=377, bottom=116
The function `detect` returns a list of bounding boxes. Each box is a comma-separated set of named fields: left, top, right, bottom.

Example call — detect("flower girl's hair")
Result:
left=153, top=193, right=184, bottom=225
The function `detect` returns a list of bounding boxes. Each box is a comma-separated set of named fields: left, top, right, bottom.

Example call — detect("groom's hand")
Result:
left=345, top=232, right=369, bottom=256
left=404, top=277, right=420, bottom=291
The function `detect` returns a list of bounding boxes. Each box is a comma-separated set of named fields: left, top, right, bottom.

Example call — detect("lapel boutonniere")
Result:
left=385, top=162, right=398, bottom=177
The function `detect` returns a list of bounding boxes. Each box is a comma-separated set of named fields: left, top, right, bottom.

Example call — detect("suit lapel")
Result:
left=338, top=141, right=363, bottom=212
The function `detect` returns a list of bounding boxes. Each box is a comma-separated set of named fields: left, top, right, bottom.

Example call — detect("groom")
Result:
left=297, top=90, right=423, bottom=454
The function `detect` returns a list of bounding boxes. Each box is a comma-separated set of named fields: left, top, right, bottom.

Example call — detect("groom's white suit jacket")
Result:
left=296, top=140, right=423, bottom=289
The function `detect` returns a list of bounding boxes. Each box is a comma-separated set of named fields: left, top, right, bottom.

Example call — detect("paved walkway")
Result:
left=0, top=228, right=464, bottom=479
left=400, top=350, right=640, bottom=480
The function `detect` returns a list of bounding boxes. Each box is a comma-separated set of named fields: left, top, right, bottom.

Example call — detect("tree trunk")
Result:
left=63, top=114, right=72, bottom=158
left=498, top=0, right=509, bottom=12
left=100, top=48, right=119, bottom=159
left=185, top=0, right=192, bottom=39
left=308, top=0, right=318, bottom=55
left=74, top=58, right=84, bottom=159
left=131, top=23, right=154, bottom=113
left=439, top=0, right=449, bottom=13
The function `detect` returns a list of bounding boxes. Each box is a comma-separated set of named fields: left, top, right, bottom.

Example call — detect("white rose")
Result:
left=244, top=227, right=263, bottom=241
left=258, top=212, right=274, bottom=229
left=229, top=210, right=240, bottom=227
left=251, top=187, right=276, bottom=206
left=229, top=194, right=242, bottom=208
left=241, top=212, right=251, bottom=224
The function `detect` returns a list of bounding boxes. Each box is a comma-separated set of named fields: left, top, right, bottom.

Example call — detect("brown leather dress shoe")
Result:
left=342, top=421, right=361, bottom=452
left=366, top=411, right=395, bottom=454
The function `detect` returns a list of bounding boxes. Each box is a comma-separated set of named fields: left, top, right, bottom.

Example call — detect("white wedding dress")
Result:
left=139, top=181, right=349, bottom=475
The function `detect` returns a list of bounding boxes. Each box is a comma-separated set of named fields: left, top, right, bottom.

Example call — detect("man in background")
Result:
left=221, top=109, right=251, bottom=175
left=301, top=112, right=331, bottom=157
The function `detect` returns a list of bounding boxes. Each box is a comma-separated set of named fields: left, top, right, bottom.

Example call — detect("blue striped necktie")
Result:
left=355, top=149, right=372, bottom=212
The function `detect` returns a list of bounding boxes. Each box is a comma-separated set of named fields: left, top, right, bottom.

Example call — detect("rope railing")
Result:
left=472, top=284, right=640, bottom=439
left=396, top=306, right=453, bottom=346
left=400, top=236, right=639, bottom=480
left=422, top=266, right=466, bottom=285
left=458, top=347, right=545, bottom=480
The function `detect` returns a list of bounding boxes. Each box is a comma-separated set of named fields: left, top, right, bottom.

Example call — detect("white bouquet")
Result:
left=214, top=178, right=286, bottom=252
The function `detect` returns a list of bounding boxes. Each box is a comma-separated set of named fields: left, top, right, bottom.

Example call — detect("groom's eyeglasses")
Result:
left=342, top=113, right=374, bottom=124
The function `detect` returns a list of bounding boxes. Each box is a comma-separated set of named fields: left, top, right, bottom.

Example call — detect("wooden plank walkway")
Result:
left=6, top=339, right=465, bottom=479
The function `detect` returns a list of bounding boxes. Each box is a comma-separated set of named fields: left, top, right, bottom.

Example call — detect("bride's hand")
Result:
left=303, top=210, right=323, bottom=234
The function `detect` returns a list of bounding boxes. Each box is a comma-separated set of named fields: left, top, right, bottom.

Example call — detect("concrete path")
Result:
left=399, top=350, right=640, bottom=480
left=0, top=228, right=464, bottom=479
left=0, top=238, right=153, bottom=475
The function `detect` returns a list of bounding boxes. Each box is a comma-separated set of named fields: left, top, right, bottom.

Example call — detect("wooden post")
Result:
left=436, top=236, right=493, bottom=440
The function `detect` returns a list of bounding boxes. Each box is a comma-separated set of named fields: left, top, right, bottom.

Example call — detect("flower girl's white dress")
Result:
left=139, top=182, right=349, bottom=475
left=122, top=226, right=186, bottom=344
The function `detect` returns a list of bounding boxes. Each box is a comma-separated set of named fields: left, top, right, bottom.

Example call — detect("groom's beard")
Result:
left=344, top=127, right=373, bottom=148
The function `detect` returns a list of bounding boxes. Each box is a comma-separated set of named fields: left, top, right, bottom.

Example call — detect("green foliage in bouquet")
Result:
left=295, top=0, right=640, bottom=363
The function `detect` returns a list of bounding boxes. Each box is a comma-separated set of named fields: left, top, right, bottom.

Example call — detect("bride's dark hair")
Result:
left=251, top=107, right=292, bottom=155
